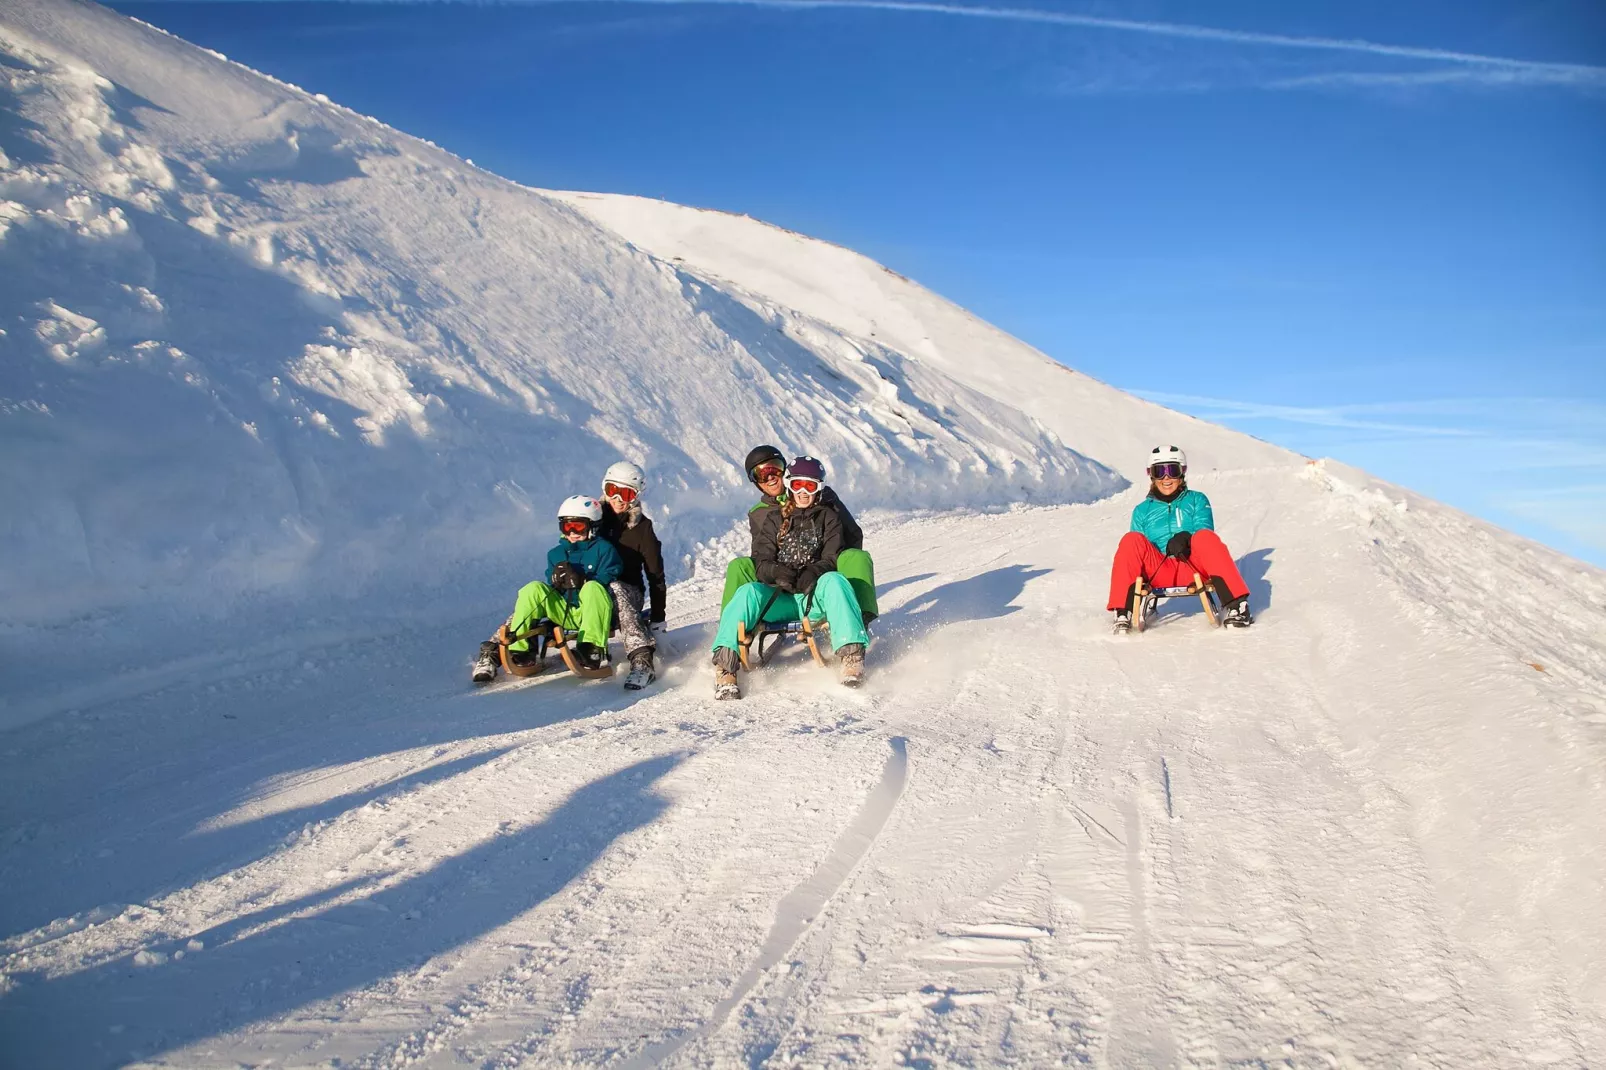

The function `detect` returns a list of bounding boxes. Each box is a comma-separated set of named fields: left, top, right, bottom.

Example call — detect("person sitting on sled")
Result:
left=472, top=495, right=623, bottom=683
left=711, top=456, right=870, bottom=699
left=597, top=461, right=665, bottom=689
left=721, top=444, right=878, bottom=624
left=1109, top=445, right=1253, bottom=633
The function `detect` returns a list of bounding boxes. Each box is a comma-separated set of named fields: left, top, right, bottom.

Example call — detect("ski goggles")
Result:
left=788, top=477, right=823, bottom=495
left=603, top=481, right=638, bottom=503
left=558, top=517, right=592, bottom=536
left=750, top=463, right=785, bottom=484
left=1148, top=462, right=1185, bottom=480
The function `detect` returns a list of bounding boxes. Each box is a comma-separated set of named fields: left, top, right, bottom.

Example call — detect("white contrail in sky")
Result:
left=601, top=0, right=1606, bottom=86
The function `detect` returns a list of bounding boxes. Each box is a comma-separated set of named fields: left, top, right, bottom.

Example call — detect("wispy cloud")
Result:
left=597, top=0, right=1606, bottom=92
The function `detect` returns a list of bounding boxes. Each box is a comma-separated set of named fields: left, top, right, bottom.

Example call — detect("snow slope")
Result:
left=0, top=0, right=1117, bottom=633
left=549, top=190, right=1293, bottom=485
left=3, top=1, right=1605, bottom=1068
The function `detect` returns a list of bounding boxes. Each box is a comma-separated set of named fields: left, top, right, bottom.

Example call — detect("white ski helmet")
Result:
left=1146, top=445, right=1187, bottom=473
left=601, top=460, right=646, bottom=497
left=557, top=494, right=603, bottom=525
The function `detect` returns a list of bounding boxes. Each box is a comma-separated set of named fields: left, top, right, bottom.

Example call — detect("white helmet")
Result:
left=557, top=494, right=603, bottom=525
left=1146, top=445, right=1187, bottom=473
left=601, top=461, right=646, bottom=497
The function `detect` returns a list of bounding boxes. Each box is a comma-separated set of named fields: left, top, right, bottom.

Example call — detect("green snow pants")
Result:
left=712, top=572, right=870, bottom=655
left=720, top=549, right=878, bottom=620
left=508, top=579, right=613, bottom=651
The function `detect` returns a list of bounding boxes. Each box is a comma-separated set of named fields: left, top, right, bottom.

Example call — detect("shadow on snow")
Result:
left=1, top=754, right=684, bottom=1069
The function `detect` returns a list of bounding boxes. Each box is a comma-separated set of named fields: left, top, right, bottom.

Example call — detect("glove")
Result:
left=1164, top=531, right=1192, bottom=560
left=770, top=565, right=801, bottom=592
left=550, top=561, right=585, bottom=593
left=796, top=564, right=827, bottom=593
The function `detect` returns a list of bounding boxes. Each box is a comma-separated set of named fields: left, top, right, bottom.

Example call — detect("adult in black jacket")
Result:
left=710, top=456, right=870, bottom=699
left=598, top=461, right=665, bottom=683
left=720, top=444, right=878, bottom=619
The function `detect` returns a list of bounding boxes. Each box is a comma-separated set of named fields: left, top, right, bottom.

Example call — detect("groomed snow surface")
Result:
left=3, top=1, right=1605, bottom=1067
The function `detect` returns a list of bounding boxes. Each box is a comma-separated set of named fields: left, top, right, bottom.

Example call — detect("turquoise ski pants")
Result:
left=712, top=572, right=869, bottom=655
left=508, top=580, right=613, bottom=651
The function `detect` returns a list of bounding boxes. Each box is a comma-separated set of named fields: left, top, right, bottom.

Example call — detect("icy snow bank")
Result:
left=0, top=0, right=1119, bottom=627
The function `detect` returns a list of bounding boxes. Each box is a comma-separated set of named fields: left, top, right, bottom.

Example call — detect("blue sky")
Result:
left=114, top=0, right=1606, bottom=564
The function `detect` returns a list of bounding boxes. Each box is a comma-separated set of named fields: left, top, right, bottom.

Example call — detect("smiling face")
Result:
left=791, top=485, right=816, bottom=507
left=1152, top=473, right=1182, bottom=495
left=755, top=467, right=785, bottom=498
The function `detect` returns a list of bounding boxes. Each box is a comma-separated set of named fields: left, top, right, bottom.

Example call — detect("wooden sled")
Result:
left=1131, top=572, right=1220, bottom=633
left=736, top=615, right=829, bottom=672
left=495, top=622, right=615, bottom=681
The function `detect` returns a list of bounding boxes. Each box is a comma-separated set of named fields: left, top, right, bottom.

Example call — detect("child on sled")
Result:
left=1109, top=445, right=1253, bottom=633
left=472, top=495, right=623, bottom=683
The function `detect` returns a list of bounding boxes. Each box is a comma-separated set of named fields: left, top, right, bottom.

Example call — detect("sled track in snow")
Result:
left=623, top=736, right=909, bottom=1067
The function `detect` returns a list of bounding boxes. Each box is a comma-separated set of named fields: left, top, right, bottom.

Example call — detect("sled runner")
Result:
left=494, top=621, right=615, bottom=680
left=735, top=614, right=828, bottom=672
left=1130, top=572, right=1220, bottom=632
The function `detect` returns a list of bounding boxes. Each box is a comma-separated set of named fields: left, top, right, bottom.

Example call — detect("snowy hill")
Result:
left=0, top=0, right=1123, bottom=632
left=2, top=1, right=1605, bottom=1067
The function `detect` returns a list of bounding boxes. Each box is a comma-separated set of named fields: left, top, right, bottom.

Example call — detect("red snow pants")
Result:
left=1106, top=530, right=1249, bottom=611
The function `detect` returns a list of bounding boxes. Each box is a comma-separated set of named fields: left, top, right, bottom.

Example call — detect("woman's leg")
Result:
left=836, top=548, right=878, bottom=620
left=712, top=582, right=801, bottom=654
left=1185, top=531, right=1249, bottom=602
left=609, top=580, right=654, bottom=657
left=804, top=573, right=871, bottom=651
left=575, top=581, right=616, bottom=649
left=720, top=557, right=757, bottom=611
left=1107, top=531, right=1164, bottom=610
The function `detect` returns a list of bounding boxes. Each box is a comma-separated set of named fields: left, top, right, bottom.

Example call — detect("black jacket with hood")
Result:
left=751, top=498, right=843, bottom=595
left=747, top=486, right=862, bottom=554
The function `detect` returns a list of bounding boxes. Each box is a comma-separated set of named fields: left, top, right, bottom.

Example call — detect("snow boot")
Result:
left=575, top=641, right=606, bottom=671
left=837, top=643, right=866, bottom=688
left=623, top=648, right=656, bottom=691
left=1222, top=597, right=1254, bottom=628
left=1112, top=608, right=1132, bottom=635
left=472, top=640, right=501, bottom=684
left=712, top=646, right=741, bottom=700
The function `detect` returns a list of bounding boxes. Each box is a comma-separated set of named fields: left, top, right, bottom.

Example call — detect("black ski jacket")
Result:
left=599, top=503, right=667, bottom=623
left=751, top=499, right=843, bottom=595
left=747, top=486, right=863, bottom=552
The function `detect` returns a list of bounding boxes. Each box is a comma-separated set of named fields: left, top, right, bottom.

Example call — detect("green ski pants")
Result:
left=507, top=579, right=613, bottom=651
left=720, top=548, right=878, bottom=619
left=712, top=572, right=870, bottom=655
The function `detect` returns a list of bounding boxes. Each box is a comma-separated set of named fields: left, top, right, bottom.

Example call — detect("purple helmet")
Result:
left=786, top=456, right=826, bottom=483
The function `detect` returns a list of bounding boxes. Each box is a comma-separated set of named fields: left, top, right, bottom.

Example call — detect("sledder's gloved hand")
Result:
left=550, top=561, right=585, bottom=593
left=796, top=564, right=828, bottom=593
left=770, top=565, right=801, bottom=592
left=1165, top=531, right=1192, bottom=560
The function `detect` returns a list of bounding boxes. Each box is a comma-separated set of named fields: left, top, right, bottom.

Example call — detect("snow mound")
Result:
left=0, top=0, right=1121, bottom=627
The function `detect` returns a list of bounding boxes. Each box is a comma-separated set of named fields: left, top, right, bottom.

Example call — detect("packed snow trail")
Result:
left=3, top=463, right=1601, bottom=1068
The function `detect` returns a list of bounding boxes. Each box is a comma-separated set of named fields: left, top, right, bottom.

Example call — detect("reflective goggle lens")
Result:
left=559, top=518, right=591, bottom=535
left=603, top=482, right=638, bottom=503
left=788, top=477, right=822, bottom=494
left=752, top=463, right=785, bottom=483
left=1149, top=463, right=1184, bottom=480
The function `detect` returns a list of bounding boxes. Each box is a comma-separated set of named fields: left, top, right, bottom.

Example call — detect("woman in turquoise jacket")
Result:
left=1108, top=446, right=1253, bottom=631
